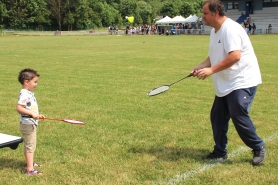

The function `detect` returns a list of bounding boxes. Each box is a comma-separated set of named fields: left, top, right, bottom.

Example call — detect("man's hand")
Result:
left=194, top=68, right=214, bottom=80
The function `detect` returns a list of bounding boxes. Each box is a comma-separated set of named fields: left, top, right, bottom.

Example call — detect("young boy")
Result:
left=17, top=68, right=45, bottom=175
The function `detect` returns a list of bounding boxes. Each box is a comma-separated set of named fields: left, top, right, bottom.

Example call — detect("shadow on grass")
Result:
left=128, top=146, right=256, bottom=165
left=0, top=158, right=25, bottom=171
left=128, top=146, right=210, bottom=162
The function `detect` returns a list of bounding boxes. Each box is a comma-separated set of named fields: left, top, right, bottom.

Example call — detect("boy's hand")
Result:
left=38, top=115, right=45, bottom=120
left=32, top=114, right=45, bottom=120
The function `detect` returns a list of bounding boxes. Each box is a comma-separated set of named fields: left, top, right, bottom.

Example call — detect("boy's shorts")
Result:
left=19, top=123, right=37, bottom=153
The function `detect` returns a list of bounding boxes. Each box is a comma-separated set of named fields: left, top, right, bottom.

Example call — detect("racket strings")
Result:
left=63, top=119, right=86, bottom=125
left=148, top=73, right=193, bottom=97
left=148, top=85, right=170, bottom=96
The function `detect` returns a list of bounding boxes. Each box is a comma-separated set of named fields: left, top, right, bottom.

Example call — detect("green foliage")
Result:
left=160, top=1, right=179, bottom=17
left=116, top=13, right=123, bottom=28
left=118, top=0, right=137, bottom=18
left=136, top=1, right=153, bottom=24
left=5, top=0, right=49, bottom=28
left=180, top=2, right=195, bottom=17
left=99, top=2, right=119, bottom=26
left=0, top=0, right=203, bottom=30
left=34, top=0, right=51, bottom=25
left=192, top=1, right=204, bottom=17
left=0, top=1, right=8, bottom=24
left=147, top=16, right=151, bottom=25
left=63, top=12, right=74, bottom=26
left=75, top=0, right=95, bottom=29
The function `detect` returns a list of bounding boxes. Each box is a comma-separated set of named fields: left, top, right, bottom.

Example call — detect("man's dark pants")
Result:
left=210, top=86, right=264, bottom=155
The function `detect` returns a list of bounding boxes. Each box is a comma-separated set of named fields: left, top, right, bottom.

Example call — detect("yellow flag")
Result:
left=126, top=16, right=134, bottom=23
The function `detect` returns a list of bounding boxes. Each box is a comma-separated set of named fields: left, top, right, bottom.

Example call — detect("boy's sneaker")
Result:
left=202, top=152, right=227, bottom=160
left=252, top=145, right=266, bottom=166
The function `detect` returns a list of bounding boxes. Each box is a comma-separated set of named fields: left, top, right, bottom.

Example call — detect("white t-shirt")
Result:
left=209, top=18, right=262, bottom=97
left=18, top=89, right=39, bottom=125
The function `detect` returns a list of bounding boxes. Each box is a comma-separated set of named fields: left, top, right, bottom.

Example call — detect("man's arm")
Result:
left=211, top=50, right=241, bottom=74
left=195, top=50, right=241, bottom=79
left=191, top=56, right=211, bottom=73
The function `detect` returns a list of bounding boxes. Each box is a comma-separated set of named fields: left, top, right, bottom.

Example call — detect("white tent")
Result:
left=170, top=15, right=187, bottom=24
left=184, top=15, right=199, bottom=23
left=155, top=15, right=199, bottom=24
left=155, top=16, right=172, bottom=24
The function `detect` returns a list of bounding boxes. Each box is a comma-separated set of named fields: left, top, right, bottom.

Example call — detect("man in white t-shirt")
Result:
left=191, top=0, right=266, bottom=166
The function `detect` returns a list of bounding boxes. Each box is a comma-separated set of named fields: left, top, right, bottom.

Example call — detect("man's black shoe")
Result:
left=252, top=145, right=266, bottom=166
left=202, top=152, right=227, bottom=160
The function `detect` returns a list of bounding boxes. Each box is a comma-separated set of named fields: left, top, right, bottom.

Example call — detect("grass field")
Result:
left=0, top=34, right=278, bottom=185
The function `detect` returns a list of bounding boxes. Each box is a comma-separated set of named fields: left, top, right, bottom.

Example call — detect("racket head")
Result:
left=62, top=119, right=86, bottom=125
left=148, top=85, right=170, bottom=96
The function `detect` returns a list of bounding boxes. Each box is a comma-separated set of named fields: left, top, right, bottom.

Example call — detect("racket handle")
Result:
left=170, top=73, right=193, bottom=86
left=188, top=73, right=194, bottom=77
left=40, top=118, right=61, bottom=121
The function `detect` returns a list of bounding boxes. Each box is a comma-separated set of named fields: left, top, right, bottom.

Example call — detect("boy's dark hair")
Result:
left=203, top=0, right=226, bottom=16
left=18, top=68, right=40, bottom=85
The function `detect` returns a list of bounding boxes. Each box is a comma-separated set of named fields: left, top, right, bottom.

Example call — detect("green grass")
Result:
left=0, top=34, right=277, bottom=185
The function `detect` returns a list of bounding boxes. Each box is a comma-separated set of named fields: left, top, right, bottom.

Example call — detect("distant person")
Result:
left=248, top=23, right=252, bottom=35
left=252, top=23, right=256, bottom=34
left=125, top=26, right=129, bottom=35
left=192, top=0, right=266, bottom=166
left=244, top=21, right=248, bottom=33
left=152, top=25, right=157, bottom=35
left=268, top=24, right=272, bottom=33
left=17, top=68, right=45, bottom=175
left=146, top=25, right=150, bottom=35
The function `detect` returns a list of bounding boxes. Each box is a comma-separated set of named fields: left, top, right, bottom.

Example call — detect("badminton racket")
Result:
left=148, top=73, right=193, bottom=96
left=41, top=118, right=86, bottom=125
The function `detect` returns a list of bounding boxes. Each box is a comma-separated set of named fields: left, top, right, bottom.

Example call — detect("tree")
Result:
left=148, top=0, right=161, bottom=20
left=74, top=0, right=95, bottom=29
left=98, top=2, right=119, bottom=27
left=63, top=11, right=74, bottom=30
left=179, top=2, right=195, bottom=18
left=3, top=0, right=49, bottom=29
left=47, top=0, right=64, bottom=31
left=0, top=1, right=8, bottom=28
left=116, top=13, right=123, bottom=29
left=118, top=0, right=136, bottom=19
left=33, top=0, right=51, bottom=27
left=159, top=1, right=178, bottom=17
left=63, top=0, right=76, bottom=30
left=136, top=1, right=152, bottom=24
left=0, top=0, right=203, bottom=30
left=192, top=1, right=203, bottom=17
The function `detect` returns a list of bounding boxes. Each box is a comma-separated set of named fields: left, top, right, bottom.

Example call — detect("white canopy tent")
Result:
left=184, top=15, right=199, bottom=23
left=155, top=16, right=172, bottom=24
left=155, top=14, right=201, bottom=35
left=155, top=15, right=199, bottom=24
left=170, top=15, right=187, bottom=24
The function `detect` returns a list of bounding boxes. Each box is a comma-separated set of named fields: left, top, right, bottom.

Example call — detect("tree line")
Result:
left=0, top=0, right=204, bottom=31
